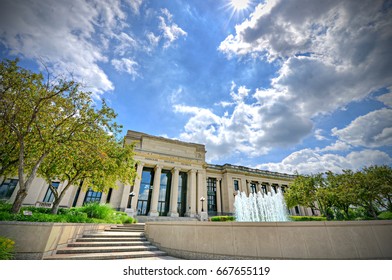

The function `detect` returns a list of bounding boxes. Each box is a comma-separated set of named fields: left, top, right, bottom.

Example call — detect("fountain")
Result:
left=234, top=189, right=290, bottom=222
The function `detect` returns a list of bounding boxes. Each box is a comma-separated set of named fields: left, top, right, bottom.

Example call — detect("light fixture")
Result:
left=200, top=196, right=205, bottom=212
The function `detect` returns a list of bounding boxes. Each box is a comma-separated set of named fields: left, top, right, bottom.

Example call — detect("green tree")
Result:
left=0, top=58, right=134, bottom=214
left=355, top=165, right=392, bottom=218
left=326, top=170, right=358, bottom=220
left=38, top=127, right=136, bottom=214
left=285, top=173, right=333, bottom=219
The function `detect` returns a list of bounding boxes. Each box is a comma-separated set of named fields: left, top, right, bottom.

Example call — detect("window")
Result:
left=177, top=172, right=187, bottom=217
left=250, top=182, right=257, bottom=193
left=157, top=170, right=171, bottom=216
left=261, top=184, right=267, bottom=194
left=106, top=188, right=113, bottom=203
left=137, top=168, right=154, bottom=215
left=0, top=179, right=18, bottom=200
left=83, top=188, right=102, bottom=204
left=233, top=180, right=239, bottom=191
left=43, top=182, right=60, bottom=203
left=207, top=177, right=217, bottom=214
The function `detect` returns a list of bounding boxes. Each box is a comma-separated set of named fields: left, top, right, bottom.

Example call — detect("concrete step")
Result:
left=44, top=250, right=168, bottom=260
left=106, top=228, right=145, bottom=232
left=76, top=237, right=147, bottom=242
left=44, top=223, right=173, bottom=260
left=56, top=245, right=159, bottom=254
left=69, top=241, right=151, bottom=247
left=83, top=232, right=145, bottom=238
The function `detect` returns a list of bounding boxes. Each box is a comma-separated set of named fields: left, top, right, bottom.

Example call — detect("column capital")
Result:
left=189, top=169, right=197, bottom=174
left=154, top=164, right=163, bottom=171
left=137, top=161, right=145, bottom=167
left=171, top=166, right=180, bottom=173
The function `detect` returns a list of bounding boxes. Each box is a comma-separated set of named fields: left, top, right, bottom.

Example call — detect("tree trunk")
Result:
left=11, top=189, right=28, bottom=213
left=51, top=182, right=73, bottom=214
left=51, top=199, right=61, bottom=215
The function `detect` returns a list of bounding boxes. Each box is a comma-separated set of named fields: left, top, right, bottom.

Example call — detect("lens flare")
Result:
left=230, top=0, right=250, bottom=11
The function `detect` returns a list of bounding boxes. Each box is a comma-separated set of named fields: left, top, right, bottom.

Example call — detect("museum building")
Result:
left=0, top=130, right=316, bottom=218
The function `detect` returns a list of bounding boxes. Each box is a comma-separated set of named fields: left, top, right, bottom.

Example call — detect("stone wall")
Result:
left=145, top=220, right=392, bottom=259
left=0, top=222, right=109, bottom=259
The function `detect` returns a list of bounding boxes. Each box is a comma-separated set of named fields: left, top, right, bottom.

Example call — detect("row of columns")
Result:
left=121, top=162, right=206, bottom=217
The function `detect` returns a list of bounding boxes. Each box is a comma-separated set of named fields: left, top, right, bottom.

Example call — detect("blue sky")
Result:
left=1, top=0, right=391, bottom=174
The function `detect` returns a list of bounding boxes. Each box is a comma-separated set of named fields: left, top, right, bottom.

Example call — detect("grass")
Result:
left=0, top=202, right=136, bottom=224
left=210, top=216, right=235, bottom=222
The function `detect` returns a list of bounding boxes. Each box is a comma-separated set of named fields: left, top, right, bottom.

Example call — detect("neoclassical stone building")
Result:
left=0, top=130, right=315, bottom=217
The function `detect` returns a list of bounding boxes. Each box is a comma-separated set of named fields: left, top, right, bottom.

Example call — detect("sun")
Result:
left=230, top=0, right=250, bottom=11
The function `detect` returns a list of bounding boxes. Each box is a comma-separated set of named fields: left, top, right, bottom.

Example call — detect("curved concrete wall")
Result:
left=145, top=220, right=392, bottom=259
left=0, top=222, right=110, bottom=259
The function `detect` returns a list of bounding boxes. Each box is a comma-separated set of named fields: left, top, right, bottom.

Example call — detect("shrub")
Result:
left=210, top=216, right=235, bottom=222
left=378, top=211, right=392, bottom=220
left=77, top=203, right=113, bottom=220
left=0, top=202, right=135, bottom=224
left=289, top=215, right=327, bottom=221
left=0, top=237, right=15, bottom=260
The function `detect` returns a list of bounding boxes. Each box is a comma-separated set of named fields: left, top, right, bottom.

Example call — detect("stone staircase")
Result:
left=44, top=223, right=170, bottom=260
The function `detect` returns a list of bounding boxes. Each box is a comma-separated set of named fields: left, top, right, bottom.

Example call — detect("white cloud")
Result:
left=377, top=91, right=392, bottom=107
left=257, top=149, right=392, bottom=175
left=315, top=129, right=327, bottom=141
left=111, top=58, right=139, bottom=79
left=318, top=140, right=351, bottom=152
left=332, top=109, right=392, bottom=147
left=174, top=83, right=313, bottom=161
left=113, top=32, right=138, bottom=56
left=171, top=0, right=392, bottom=166
left=219, top=0, right=392, bottom=119
left=125, top=0, right=143, bottom=15
left=0, top=0, right=139, bottom=95
left=158, top=8, right=187, bottom=48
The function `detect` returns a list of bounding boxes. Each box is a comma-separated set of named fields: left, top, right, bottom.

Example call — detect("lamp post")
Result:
left=128, top=192, right=135, bottom=208
left=200, top=196, right=205, bottom=212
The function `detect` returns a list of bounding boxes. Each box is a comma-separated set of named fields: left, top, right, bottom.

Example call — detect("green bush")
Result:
left=77, top=203, right=113, bottom=220
left=289, top=215, right=327, bottom=221
left=0, top=202, right=136, bottom=224
left=0, top=236, right=15, bottom=260
left=378, top=211, right=392, bottom=220
left=210, top=216, right=235, bottom=222
left=0, top=202, right=12, bottom=212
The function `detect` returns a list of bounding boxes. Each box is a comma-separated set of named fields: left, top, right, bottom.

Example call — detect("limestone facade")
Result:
left=0, top=130, right=317, bottom=217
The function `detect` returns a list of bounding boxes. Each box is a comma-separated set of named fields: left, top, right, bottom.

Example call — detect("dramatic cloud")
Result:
left=174, top=84, right=313, bottom=161
left=173, top=0, right=392, bottom=169
left=0, top=0, right=187, bottom=95
left=332, top=109, right=392, bottom=148
left=257, top=149, right=392, bottom=175
left=377, top=91, right=392, bottom=107
left=219, top=0, right=392, bottom=118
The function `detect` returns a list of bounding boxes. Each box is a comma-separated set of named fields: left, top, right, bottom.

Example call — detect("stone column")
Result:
left=168, top=167, right=180, bottom=217
left=240, top=178, right=247, bottom=194
left=216, top=178, right=222, bottom=214
left=119, top=182, right=130, bottom=211
left=196, top=170, right=207, bottom=213
left=246, top=180, right=252, bottom=195
left=148, top=164, right=162, bottom=216
left=75, top=188, right=87, bottom=207
left=186, top=169, right=197, bottom=217
left=131, top=163, right=145, bottom=211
